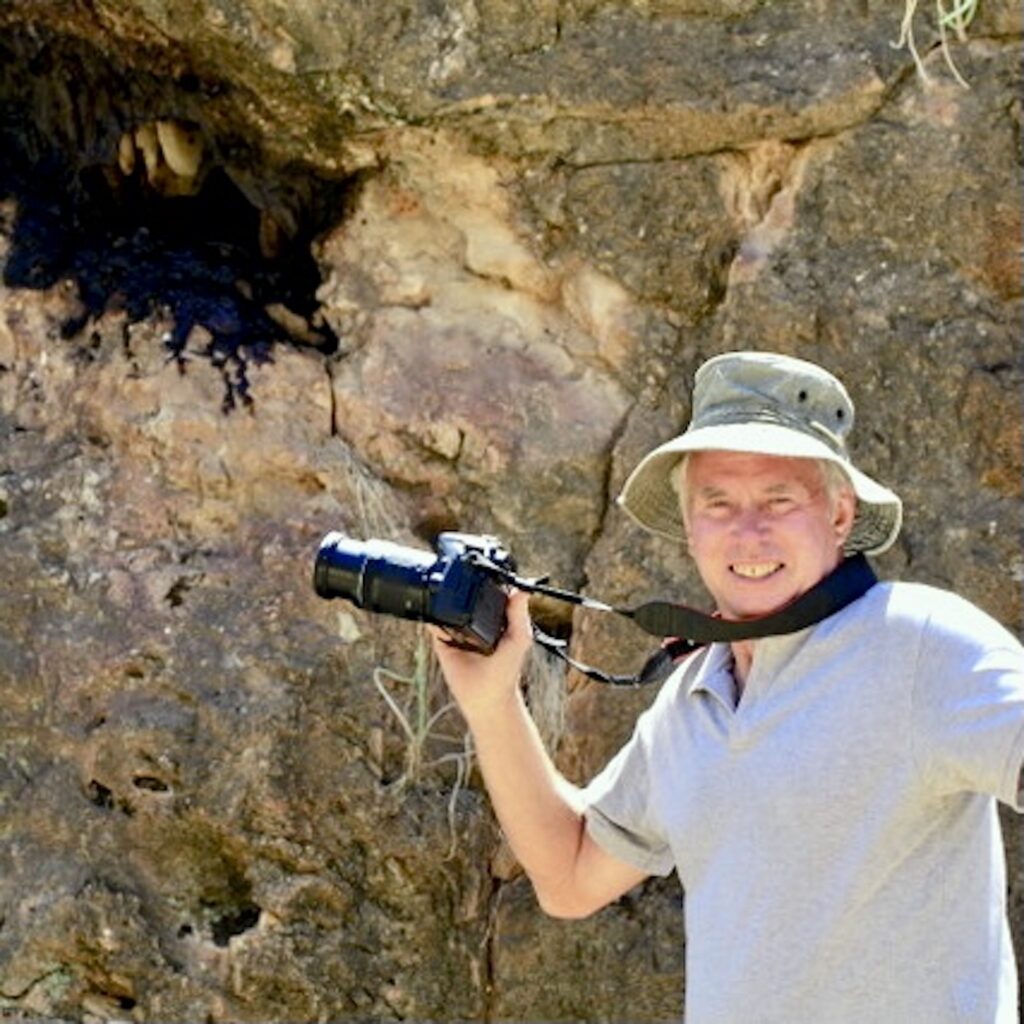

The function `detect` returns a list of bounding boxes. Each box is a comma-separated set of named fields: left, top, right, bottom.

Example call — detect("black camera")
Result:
left=313, top=532, right=515, bottom=654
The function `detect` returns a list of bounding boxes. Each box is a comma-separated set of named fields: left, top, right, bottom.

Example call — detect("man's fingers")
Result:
left=428, top=589, right=531, bottom=660
left=504, top=589, right=532, bottom=639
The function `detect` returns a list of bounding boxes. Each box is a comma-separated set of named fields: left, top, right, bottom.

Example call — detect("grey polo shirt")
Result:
left=582, top=581, right=1024, bottom=1024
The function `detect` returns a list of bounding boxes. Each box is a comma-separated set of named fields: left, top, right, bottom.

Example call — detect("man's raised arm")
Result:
left=431, top=590, right=648, bottom=919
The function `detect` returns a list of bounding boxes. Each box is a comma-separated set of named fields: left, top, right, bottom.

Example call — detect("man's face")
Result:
left=681, top=450, right=855, bottom=620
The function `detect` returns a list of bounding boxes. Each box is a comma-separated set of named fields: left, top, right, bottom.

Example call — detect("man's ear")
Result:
left=678, top=499, right=693, bottom=556
left=834, top=490, right=857, bottom=547
left=680, top=502, right=694, bottom=556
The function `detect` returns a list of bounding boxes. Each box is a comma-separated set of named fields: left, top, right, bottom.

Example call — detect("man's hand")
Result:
left=429, top=589, right=533, bottom=723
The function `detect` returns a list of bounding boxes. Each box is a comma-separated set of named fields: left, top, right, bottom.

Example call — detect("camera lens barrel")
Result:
left=314, top=533, right=436, bottom=620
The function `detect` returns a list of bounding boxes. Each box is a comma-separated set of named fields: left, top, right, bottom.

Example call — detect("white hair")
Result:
left=673, top=452, right=855, bottom=529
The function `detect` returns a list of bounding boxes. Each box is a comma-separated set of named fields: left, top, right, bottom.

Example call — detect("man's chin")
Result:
left=717, top=582, right=798, bottom=621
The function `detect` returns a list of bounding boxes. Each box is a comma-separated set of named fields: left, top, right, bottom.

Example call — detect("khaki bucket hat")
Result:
left=618, top=351, right=902, bottom=556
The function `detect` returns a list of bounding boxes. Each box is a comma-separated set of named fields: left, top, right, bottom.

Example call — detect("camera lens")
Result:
left=314, top=533, right=436, bottom=620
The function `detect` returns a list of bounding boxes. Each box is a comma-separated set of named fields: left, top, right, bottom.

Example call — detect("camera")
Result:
left=313, top=532, right=515, bottom=654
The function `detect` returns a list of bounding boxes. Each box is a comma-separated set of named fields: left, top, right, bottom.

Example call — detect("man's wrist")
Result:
left=460, top=682, right=526, bottom=732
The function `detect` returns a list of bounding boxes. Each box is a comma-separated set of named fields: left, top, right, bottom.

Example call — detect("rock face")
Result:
left=0, top=2, right=1021, bottom=1021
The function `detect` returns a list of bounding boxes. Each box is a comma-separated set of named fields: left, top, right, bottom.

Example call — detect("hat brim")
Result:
left=617, top=423, right=902, bottom=556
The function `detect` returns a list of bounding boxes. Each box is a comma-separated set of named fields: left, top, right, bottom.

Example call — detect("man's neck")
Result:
left=718, top=553, right=860, bottom=700
left=730, top=638, right=755, bottom=696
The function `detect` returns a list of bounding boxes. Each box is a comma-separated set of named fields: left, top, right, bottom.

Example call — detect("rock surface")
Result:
left=0, top=1, right=1021, bottom=1021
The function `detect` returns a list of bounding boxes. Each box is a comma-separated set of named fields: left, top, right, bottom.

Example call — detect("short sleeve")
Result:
left=581, top=704, right=676, bottom=877
left=912, top=597, right=1024, bottom=809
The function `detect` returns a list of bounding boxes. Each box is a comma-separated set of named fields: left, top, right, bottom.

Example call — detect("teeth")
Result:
left=731, top=563, right=783, bottom=579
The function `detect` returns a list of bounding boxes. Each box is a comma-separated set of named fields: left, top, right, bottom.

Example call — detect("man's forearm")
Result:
left=432, top=594, right=646, bottom=917
left=465, top=687, right=587, bottom=908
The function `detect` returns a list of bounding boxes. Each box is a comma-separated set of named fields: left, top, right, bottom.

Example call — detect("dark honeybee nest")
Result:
left=0, top=26, right=352, bottom=411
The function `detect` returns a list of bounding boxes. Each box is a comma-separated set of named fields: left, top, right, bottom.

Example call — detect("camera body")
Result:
left=314, top=531, right=515, bottom=654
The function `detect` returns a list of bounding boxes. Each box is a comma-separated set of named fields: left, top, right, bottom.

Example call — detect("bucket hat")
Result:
left=618, top=351, right=902, bottom=556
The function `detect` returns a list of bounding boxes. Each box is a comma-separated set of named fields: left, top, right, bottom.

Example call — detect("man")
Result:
left=432, top=351, right=1024, bottom=1023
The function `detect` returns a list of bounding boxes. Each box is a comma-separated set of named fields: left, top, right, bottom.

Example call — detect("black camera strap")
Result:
left=477, top=554, right=878, bottom=687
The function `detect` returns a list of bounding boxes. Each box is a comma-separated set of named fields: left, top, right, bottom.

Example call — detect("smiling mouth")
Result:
left=730, top=562, right=784, bottom=580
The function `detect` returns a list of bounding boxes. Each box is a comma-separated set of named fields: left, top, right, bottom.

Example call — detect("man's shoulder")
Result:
left=867, top=579, right=1020, bottom=651
left=873, top=579, right=971, bottom=618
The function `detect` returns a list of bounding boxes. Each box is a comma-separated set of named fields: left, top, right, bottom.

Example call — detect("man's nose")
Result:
left=730, top=506, right=769, bottom=537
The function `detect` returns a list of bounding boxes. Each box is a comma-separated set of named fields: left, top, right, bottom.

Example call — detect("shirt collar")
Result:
left=686, top=642, right=736, bottom=708
left=685, top=626, right=820, bottom=708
